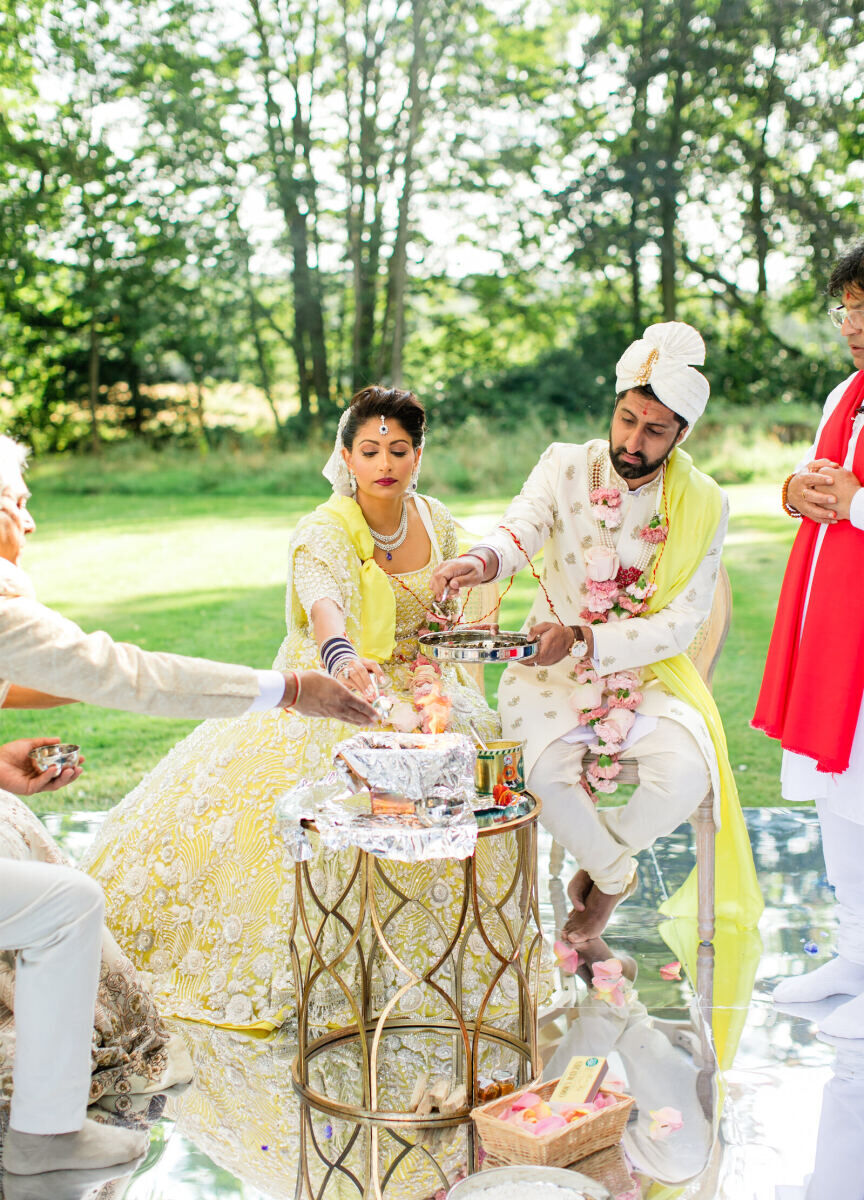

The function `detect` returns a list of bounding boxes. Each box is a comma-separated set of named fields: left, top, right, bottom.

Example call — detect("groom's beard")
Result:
left=608, top=440, right=674, bottom=481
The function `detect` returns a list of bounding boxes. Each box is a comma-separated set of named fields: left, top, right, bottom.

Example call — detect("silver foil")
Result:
left=274, top=737, right=480, bottom=863
left=333, top=731, right=476, bottom=806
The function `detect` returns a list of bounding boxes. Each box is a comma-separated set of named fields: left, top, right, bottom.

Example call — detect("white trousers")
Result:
left=529, top=717, right=710, bottom=893
left=816, top=802, right=864, bottom=966
left=0, top=860, right=104, bottom=1134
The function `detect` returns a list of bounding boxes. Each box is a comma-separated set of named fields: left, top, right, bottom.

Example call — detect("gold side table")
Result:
left=290, top=800, right=544, bottom=1128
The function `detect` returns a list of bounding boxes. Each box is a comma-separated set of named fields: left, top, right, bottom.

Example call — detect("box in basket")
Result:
left=471, top=1078, right=634, bottom=1170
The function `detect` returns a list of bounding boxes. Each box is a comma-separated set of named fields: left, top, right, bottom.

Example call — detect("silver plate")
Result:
left=419, top=630, right=538, bottom=664
left=447, top=1164, right=610, bottom=1199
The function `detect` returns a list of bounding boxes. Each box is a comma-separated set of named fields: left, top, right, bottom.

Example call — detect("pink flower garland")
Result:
left=572, top=487, right=667, bottom=800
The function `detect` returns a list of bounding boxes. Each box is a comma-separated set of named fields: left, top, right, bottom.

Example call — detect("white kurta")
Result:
left=480, top=440, right=728, bottom=816
left=780, top=372, right=864, bottom=822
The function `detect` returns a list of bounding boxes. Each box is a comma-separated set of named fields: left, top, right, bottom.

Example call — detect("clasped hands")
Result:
left=788, top=458, right=862, bottom=524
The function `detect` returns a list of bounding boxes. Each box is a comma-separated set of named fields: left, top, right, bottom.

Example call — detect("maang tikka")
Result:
left=379, top=415, right=389, bottom=435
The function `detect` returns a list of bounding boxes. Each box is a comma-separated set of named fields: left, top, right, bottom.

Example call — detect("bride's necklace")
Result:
left=368, top=501, right=408, bottom=560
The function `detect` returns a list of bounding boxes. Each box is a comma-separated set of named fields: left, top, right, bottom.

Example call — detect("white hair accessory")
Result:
left=615, top=321, right=709, bottom=434
left=322, top=408, right=354, bottom=496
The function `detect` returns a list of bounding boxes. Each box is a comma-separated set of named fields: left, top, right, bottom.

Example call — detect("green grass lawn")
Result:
left=4, top=485, right=795, bottom=814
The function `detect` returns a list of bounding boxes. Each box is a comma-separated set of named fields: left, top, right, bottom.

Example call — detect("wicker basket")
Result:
left=471, top=1079, right=634, bottom=1169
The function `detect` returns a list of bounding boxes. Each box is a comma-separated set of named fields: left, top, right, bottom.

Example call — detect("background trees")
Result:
left=1, top=0, right=862, bottom=451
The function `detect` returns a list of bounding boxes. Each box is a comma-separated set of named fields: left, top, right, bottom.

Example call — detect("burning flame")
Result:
left=411, top=656, right=451, bottom=734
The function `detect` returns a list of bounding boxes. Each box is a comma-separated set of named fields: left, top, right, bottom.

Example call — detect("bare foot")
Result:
left=561, top=884, right=624, bottom=946
left=573, top=936, right=638, bottom=986
left=566, top=869, right=593, bottom=913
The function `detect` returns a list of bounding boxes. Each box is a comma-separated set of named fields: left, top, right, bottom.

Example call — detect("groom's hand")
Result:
left=528, top=622, right=594, bottom=666
left=430, top=552, right=493, bottom=599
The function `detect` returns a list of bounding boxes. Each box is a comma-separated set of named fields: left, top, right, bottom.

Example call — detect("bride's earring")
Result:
left=349, top=469, right=357, bottom=495
left=410, top=468, right=419, bottom=491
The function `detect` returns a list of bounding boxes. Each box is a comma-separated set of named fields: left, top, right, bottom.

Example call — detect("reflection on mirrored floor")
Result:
left=2, top=808, right=858, bottom=1199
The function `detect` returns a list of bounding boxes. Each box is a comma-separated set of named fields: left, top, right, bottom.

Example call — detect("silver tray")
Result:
left=419, top=629, right=538, bottom=664
left=448, top=1165, right=610, bottom=1199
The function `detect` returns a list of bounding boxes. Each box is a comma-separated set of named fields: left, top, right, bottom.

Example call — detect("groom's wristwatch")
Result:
left=568, top=625, right=589, bottom=659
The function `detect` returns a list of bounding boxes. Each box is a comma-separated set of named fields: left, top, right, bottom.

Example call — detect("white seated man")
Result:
left=0, top=435, right=375, bottom=1177
left=432, top=322, right=761, bottom=947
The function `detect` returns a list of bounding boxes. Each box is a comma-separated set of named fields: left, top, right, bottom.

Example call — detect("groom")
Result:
left=432, top=322, right=753, bottom=945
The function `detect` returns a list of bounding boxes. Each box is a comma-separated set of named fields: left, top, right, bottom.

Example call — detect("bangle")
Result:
left=781, top=473, right=803, bottom=519
left=320, top=635, right=360, bottom=678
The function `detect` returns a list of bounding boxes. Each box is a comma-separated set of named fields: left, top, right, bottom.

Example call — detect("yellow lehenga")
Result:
left=83, top=494, right=514, bottom=1032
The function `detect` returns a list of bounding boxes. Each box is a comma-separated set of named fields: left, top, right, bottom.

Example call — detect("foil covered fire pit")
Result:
left=333, top=730, right=476, bottom=807
left=275, top=732, right=479, bottom=863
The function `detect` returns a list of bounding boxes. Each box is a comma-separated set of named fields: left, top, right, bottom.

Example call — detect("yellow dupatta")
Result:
left=307, top=495, right=396, bottom=662
left=644, top=447, right=763, bottom=930
left=640, top=449, right=763, bottom=1075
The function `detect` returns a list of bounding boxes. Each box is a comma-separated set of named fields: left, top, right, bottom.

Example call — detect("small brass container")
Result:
left=28, top=743, right=80, bottom=772
left=474, top=740, right=525, bottom=796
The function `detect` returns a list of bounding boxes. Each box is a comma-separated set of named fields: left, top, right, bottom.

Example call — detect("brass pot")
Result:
left=474, top=740, right=525, bottom=795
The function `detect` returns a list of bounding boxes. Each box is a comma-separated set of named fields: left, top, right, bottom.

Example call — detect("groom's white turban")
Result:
left=615, top=321, right=709, bottom=432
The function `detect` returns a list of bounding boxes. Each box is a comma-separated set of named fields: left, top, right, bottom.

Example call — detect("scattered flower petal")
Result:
left=553, top=940, right=581, bottom=975
left=649, top=1106, right=683, bottom=1139
left=659, top=961, right=682, bottom=981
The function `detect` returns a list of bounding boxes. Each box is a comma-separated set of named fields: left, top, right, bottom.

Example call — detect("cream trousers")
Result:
left=529, top=717, right=710, bottom=893
left=0, top=860, right=104, bottom=1134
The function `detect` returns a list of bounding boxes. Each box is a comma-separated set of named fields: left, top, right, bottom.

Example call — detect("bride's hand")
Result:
left=336, top=658, right=385, bottom=700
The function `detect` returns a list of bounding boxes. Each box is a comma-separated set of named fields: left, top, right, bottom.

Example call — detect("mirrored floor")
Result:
left=2, top=808, right=856, bottom=1200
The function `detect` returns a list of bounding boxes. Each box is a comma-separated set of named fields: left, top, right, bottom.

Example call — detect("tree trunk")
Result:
left=378, top=0, right=427, bottom=383
left=87, top=318, right=101, bottom=453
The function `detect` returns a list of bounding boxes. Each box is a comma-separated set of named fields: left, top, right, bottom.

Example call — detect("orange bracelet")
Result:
left=284, top=670, right=301, bottom=708
left=781, top=473, right=803, bottom=519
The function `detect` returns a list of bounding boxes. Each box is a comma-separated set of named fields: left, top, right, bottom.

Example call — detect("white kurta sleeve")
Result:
left=590, top=495, right=729, bottom=675
left=0, top=596, right=263, bottom=718
left=850, top=489, right=864, bottom=531
left=478, top=446, right=559, bottom=578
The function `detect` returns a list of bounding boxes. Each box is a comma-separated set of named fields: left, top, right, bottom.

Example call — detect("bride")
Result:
left=84, top=387, right=507, bottom=1031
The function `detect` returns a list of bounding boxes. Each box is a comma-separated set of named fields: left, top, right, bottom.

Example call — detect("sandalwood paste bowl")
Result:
left=28, top=743, right=80, bottom=772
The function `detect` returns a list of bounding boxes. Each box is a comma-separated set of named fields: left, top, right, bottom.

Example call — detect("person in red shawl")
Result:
left=754, top=239, right=864, bottom=1038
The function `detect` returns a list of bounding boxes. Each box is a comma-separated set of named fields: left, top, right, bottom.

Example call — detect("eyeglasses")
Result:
left=828, top=304, right=864, bottom=331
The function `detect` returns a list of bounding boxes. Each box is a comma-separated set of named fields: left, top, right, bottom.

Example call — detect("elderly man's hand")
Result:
left=0, top=738, right=85, bottom=795
left=280, top=670, right=377, bottom=724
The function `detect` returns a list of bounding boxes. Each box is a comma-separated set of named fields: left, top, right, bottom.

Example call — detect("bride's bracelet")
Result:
left=321, top=635, right=360, bottom=678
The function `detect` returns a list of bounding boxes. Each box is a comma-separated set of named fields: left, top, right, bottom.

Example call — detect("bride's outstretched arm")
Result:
left=310, top=597, right=384, bottom=701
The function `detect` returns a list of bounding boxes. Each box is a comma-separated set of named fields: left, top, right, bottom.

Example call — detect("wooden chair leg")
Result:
left=549, top=839, right=566, bottom=880
left=694, top=792, right=716, bottom=944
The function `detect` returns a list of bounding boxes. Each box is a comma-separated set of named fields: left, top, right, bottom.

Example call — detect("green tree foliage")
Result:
left=0, top=0, right=861, bottom=451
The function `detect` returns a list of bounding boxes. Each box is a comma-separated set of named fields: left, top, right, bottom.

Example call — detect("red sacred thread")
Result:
left=648, top=477, right=671, bottom=584
left=500, top=525, right=566, bottom=626
left=389, top=572, right=514, bottom=628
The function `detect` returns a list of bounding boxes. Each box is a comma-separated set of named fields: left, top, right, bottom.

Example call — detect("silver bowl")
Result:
left=419, top=630, right=538, bottom=664
left=28, top=743, right=80, bottom=772
left=447, top=1165, right=610, bottom=1199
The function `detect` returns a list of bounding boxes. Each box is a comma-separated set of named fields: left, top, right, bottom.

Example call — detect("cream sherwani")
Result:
left=481, top=439, right=727, bottom=892
left=0, top=567, right=273, bottom=1134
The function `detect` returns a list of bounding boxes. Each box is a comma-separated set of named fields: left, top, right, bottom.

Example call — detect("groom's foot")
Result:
left=562, top=885, right=623, bottom=945
left=4, top=1119, right=149, bottom=1175
left=566, top=869, right=593, bottom=914
left=773, top=956, right=864, bottom=1005
left=573, top=936, right=638, bottom=986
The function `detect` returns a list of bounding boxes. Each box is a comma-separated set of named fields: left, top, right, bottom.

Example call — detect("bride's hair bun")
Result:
left=343, top=386, right=426, bottom=450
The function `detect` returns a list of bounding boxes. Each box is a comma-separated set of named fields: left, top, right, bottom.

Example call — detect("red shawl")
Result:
left=753, top=371, right=864, bottom=773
